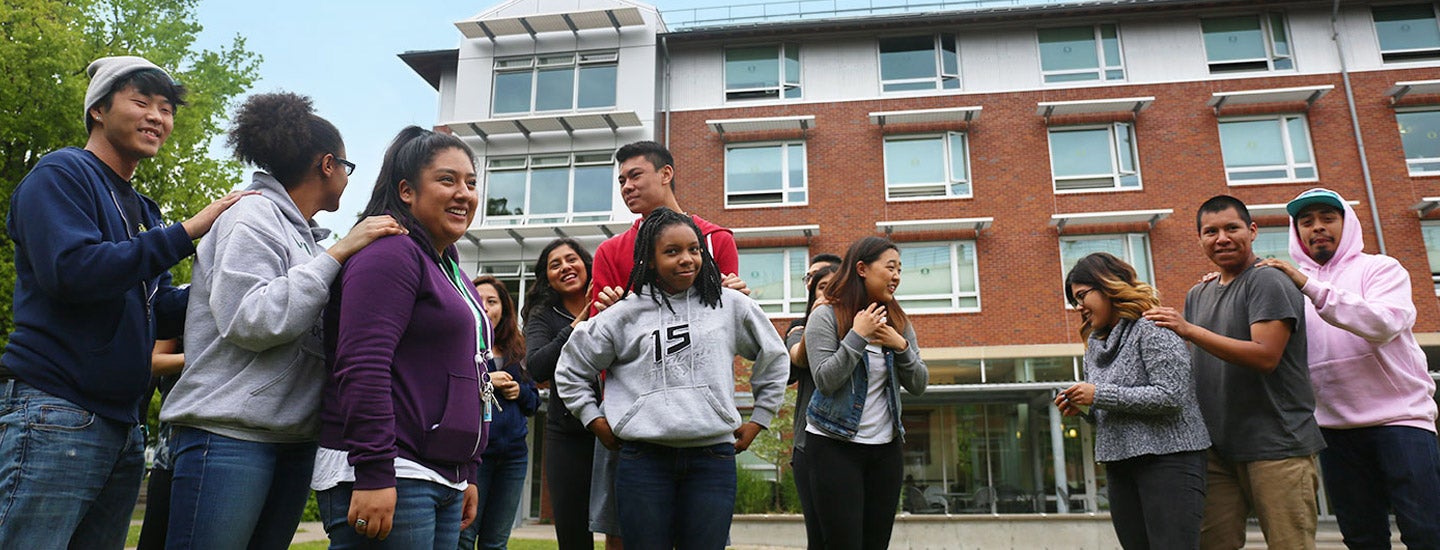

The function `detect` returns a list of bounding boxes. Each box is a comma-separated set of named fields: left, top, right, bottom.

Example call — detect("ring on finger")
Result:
left=355, top=518, right=368, bottom=529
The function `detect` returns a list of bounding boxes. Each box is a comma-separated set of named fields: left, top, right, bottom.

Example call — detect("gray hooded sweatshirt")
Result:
left=555, top=286, right=789, bottom=447
left=160, top=172, right=340, bottom=443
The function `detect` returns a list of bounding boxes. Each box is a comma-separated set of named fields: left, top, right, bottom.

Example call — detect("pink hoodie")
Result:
left=1287, top=189, right=1438, bottom=431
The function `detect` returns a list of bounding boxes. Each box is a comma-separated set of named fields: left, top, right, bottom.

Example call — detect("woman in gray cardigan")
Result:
left=1055, top=252, right=1211, bottom=550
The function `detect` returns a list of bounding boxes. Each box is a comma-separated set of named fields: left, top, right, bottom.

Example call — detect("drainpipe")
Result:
left=1332, top=0, right=1387, bottom=253
left=661, top=35, right=672, bottom=147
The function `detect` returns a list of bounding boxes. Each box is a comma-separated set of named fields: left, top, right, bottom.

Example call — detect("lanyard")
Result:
left=441, top=257, right=491, bottom=359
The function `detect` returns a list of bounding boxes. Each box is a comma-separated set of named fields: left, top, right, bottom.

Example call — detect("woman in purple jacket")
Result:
left=313, top=126, right=491, bottom=549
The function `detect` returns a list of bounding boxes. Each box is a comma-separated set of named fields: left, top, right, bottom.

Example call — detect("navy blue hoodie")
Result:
left=483, top=356, right=539, bottom=461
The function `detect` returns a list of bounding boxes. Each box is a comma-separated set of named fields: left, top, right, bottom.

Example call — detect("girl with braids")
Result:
left=1055, top=252, right=1209, bottom=549
left=159, top=92, right=404, bottom=549
left=554, top=207, right=788, bottom=549
left=458, top=276, right=539, bottom=549
left=804, top=236, right=928, bottom=550
left=315, top=126, right=490, bottom=548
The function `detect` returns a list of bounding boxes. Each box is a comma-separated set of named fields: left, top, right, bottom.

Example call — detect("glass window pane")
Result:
left=1050, top=128, right=1116, bottom=178
left=486, top=171, right=527, bottom=216
left=1374, top=4, right=1440, bottom=53
left=727, top=46, right=780, bottom=90
left=1270, top=14, right=1291, bottom=56
left=949, top=133, right=968, bottom=182
left=739, top=251, right=785, bottom=304
left=898, top=245, right=954, bottom=299
left=493, top=72, right=532, bottom=114
left=880, top=36, right=938, bottom=82
left=1128, top=234, right=1152, bottom=284
left=1060, top=237, right=1126, bottom=283
left=789, top=251, right=807, bottom=304
left=572, top=165, right=612, bottom=214
left=1100, top=25, right=1121, bottom=67
left=1422, top=223, right=1440, bottom=275
left=787, top=144, right=806, bottom=191
left=1039, top=26, right=1100, bottom=72
left=727, top=146, right=784, bottom=193
left=956, top=242, right=978, bottom=294
left=1287, top=116, right=1312, bottom=164
left=529, top=168, right=569, bottom=215
left=534, top=68, right=575, bottom=111
left=941, top=35, right=959, bottom=75
left=1115, top=123, right=1135, bottom=173
left=1203, top=16, right=1266, bottom=62
left=784, top=45, right=801, bottom=85
left=577, top=65, right=616, bottom=109
left=1029, top=357, right=1076, bottom=382
left=884, top=81, right=937, bottom=92
left=1219, top=119, right=1286, bottom=168
left=1399, top=111, right=1440, bottom=164
left=886, top=137, right=945, bottom=185
left=1253, top=227, right=1290, bottom=261
left=983, top=358, right=1018, bottom=382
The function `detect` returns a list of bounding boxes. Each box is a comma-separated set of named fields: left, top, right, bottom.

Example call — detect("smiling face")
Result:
left=617, top=155, right=675, bottom=216
left=652, top=224, right=703, bottom=294
left=857, top=248, right=902, bottom=303
left=1070, top=283, right=1117, bottom=333
left=476, top=282, right=504, bottom=328
left=400, top=147, right=478, bottom=254
left=1199, top=206, right=1258, bottom=274
left=1296, top=205, right=1344, bottom=264
left=91, top=85, right=174, bottom=164
left=545, top=244, right=589, bottom=298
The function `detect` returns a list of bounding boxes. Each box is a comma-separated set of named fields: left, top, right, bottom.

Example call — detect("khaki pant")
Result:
left=1200, top=450, right=1318, bottom=550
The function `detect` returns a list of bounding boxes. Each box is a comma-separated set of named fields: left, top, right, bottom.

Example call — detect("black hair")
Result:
left=614, top=140, right=675, bottom=190
left=88, top=68, right=188, bottom=132
left=626, top=207, right=723, bottom=312
left=795, top=263, right=840, bottom=329
left=524, top=238, right=594, bottom=319
left=227, top=92, right=343, bottom=188
left=1196, top=195, right=1253, bottom=232
left=358, top=126, right=477, bottom=259
left=471, top=275, right=527, bottom=371
left=810, top=253, right=842, bottom=266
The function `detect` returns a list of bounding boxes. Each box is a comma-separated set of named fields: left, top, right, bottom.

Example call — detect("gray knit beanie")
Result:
left=83, top=56, right=174, bottom=125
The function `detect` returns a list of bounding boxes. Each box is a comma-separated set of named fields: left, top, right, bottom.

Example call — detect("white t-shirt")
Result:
left=807, top=343, right=894, bottom=444
left=310, top=447, right=467, bottom=492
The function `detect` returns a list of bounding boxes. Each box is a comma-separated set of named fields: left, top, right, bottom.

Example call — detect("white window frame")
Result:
left=1201, top=13, right=1295, bottom=73
left=1059, top=233, right=1154, bottom=307
left=483, top=151, right=615, bottom=226
left=1038, top=24, right=1125, bottom=84
left=1372, top=3, right=1440, bottom=63
left=895, top=241, right=981, bottom=313
left=1397, top=107, right=1440, bottom=176
left=1253, top=226, right=1292, bottom=261
left=724, top=43, right=801, bottom=102
left=1048, top=122, right=1142, bottom=193
left=878, top=33, right=961, bottom=93
left=723, top=141, right=808, bottom=208
left=1421, top=221, right=1440, bottom=295
left=478, top=262, right=536, bottom=317
left=738, top=247, right=808, bottom=316
left=883, top=132, right=972, bottom=201
left=1218, top=114, right=1318, bottom=185
left=491, top=50, right=618, bottom=115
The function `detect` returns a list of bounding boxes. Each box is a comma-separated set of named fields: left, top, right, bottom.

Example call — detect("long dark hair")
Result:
left=523, top=238, right=594, bottom=319
left=358, top=126, right=476, bottom=259
left=826, top=236, right=909, bottom=337
left=1064, top=252, right=1160, bottom=341
left=472, top=275, right=527, bottom=370
left=627, top=207, right=722, bottom=312
left=227, top=92, right=343, bottom=187
left=798, top=263, right=840, bottom=328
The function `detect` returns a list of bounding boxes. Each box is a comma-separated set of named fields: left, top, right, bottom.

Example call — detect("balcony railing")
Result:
left=662, top=0, right=1064, bottom=30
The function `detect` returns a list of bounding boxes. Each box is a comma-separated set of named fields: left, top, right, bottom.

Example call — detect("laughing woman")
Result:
left=315, top=126, right=491, bottom=549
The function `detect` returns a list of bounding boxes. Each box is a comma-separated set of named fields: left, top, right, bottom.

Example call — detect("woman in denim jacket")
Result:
left=804, top=236, right=928, bottom=550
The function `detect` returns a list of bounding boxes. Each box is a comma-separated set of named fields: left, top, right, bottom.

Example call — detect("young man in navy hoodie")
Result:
left=0, top=55, right=246, bottom=547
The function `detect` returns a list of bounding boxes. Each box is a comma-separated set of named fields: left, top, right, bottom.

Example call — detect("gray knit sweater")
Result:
left=1086, top=317, right=1211, bottom=462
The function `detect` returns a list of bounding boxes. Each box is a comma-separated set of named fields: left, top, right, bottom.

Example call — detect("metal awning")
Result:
left=875, top=217, right=994, bottom=235
left=468, top=220, right=635, bottom=245
left=1250, top=200, right=1361, bottom=218
left=1207, top=85, right=1333, bottom=113
left=1050, top=208, right=1171, bottom=233
left=1037, top=97, right=1153, bottom=120
left=1413, top=197, right=1440, bottom=217
left=731, top=224, right=819, bottom=239
left=448, top=111, right=642, bottom=141
left=706, top=115, right=814, bottom=139
left=1386, top=80, right=1440, bottom=104
left=455, top=7, right=645, bottom=41
left=868, top=106, right=982, bottom=126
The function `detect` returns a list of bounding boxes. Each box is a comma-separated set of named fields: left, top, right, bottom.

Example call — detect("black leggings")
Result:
left=805, top=435, right=903, bottom=550
left=545, top=428, right=598, bottom=550
left=790, top=445, right=823, bottom=549
left=1105, top=450, right=1207, bottom=550
left=134, top=468, right=173, bottom=550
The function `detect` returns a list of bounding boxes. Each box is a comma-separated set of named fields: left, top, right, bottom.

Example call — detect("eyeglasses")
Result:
left=1072, top=287, right=1096, bottom=304
left=322, top=155, right=356, bottom=176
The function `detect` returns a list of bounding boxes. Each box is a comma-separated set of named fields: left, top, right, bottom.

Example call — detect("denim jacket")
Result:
left=803, top=305, right=928, bottom=440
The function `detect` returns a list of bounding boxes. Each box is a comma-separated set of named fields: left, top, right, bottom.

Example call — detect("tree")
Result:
left=0, top=0, right=260, bottom=346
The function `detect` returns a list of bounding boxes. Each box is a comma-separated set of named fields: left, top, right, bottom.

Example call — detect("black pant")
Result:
left=134, top=468, right=173, bottom=550
left=805, top=435, right=903, bottom=550
left=790, top=444, right=823, bottom=549
left=1105, top=450, right=1207, bottom=550
left=545, top=428, right=598, bottom=550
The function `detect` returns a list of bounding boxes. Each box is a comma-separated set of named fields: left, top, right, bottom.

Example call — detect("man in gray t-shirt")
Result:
left=1145, top=195, right=1323, bottom=550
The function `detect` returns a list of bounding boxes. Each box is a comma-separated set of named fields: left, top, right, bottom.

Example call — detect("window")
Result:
left=1049, top=123, right=1141, bottom=192
left=1218, top=115, right=1317, bottom=183
left=725, top=142, right=807, bottom=207
left=1398, top=109, right=1440, bottom=175
left=879, top=34, right=960, bottom=92
left=1059, top=234, right=1153, bottom=289
left=478, top=263, right=535, bottom=315
left=738, top=248, right=807, bottom=315
left=1254, top=226, right=1291, bottom=261
left=883, top=133, right=970, bottom=200
left=1422, top=222, right=1440, bottom=293
left=1038, top=24, right=1124, bottom=83
left=725, top=44, right=800, bottom=101
left=1202, top=14, right=1293, bottom=73
left=1373, top=4, right=1440, bottom=62
left=484, top=152, right=614, bottom=225
left=896, top=242, right=980, bottom=312
left=492, top=51, right=618, bottom=115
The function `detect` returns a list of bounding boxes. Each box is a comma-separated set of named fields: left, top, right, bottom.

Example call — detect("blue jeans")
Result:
left=165, top=426, right=317, bottom=550
left=1320, top=426, right=1440, bottom=549
left=0, top=379, right=145, bottom=548
left=319, top=478, right=466, bottom=549
left=457, top=453, right=529, bottom=549
left=615, top=441, right=736, bottom=550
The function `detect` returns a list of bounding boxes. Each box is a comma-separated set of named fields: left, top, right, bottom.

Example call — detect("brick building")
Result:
left=403, top=0, right=1440, bottom=519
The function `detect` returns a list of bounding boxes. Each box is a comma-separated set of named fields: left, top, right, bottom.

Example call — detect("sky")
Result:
left=191, top=0, right=711, bottom=237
